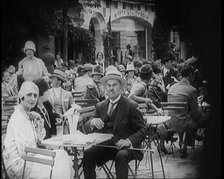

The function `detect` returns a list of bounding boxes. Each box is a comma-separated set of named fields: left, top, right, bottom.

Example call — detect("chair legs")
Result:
left=101, top=159, right=141, bottom=179
left=156, top=134, right=166, bottom=179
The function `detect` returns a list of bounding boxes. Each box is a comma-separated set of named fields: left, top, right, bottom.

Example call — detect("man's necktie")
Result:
left=108, top=102, right=117, bottom=117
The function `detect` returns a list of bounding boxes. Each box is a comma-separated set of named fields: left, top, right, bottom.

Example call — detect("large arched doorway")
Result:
left=89, top=12, right=106, bottom=60
left=111, top=16, right=153, bottom=61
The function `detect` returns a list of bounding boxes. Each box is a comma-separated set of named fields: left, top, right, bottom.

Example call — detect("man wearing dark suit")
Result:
left=161, top=52, right=178, bottom=91
left=83, top=68, right=147, bottom=179
left=167, top=64, right=208, bottom=158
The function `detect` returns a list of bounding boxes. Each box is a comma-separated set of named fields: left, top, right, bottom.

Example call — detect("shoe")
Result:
left=194, top=134, right=203, bottom=141
left=170, top=137, right=178, bottom=143
left=165, top=131, right=175, bottom=143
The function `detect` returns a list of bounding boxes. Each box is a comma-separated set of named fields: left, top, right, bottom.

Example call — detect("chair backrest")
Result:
left=22, top=147, right=56, bottom=179
left=138, top=103, right=148, bottom=115
left=72, top=91, right=85, bottom=100
left=74, top=99, right=98, bottom=108
left=78, top=105, right=96, bottom=134
left=160, top=102, right=188, bottom=116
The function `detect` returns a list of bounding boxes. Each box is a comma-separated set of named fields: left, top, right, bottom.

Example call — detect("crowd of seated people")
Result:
left=2, top=41, right=211, bottom=178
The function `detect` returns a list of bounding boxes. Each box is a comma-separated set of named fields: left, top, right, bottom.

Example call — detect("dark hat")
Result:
left=139, top=64, right=153, bottom=79
left=161, top=52, right=175, bottom=63
left=151, top=62, right=162, bottom=74
left=133, top=59, right=143, bottom=69
left=33, top=78, right=49, bottom=96
left=92, top=65, right=104, bottom=76
left=50, top=69, right=67, bottom=82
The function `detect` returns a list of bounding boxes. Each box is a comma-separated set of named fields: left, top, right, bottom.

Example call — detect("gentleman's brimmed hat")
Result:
left=83, top=63, right=94, bottom=72
left=126, top=62, right=135, bottom=72
left=139, top=64, right=153, bottom=79
left=50, top=69, right=67, bottom=82
left=92, top=65, right=104, bottom=76
left=101, top=68, right=127, bottom=87
left=133, top=59, right=143, bottom=69
left=24, top=41, right=36, bottom=53
left=117, top=64, right=125, bottom=72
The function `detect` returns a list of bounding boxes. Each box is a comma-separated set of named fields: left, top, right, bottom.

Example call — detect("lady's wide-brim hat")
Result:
left=50, top=69, right=67, bottom=83
left=126, top=62, right=135, bottom=72
left=83, top=63, right=94, bottom=72
left=101, top=68, right=127, bottom=87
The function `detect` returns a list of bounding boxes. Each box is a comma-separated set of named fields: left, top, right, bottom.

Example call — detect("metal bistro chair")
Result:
left=97, top=103, right=149, bottom=179
left=76, top=105, right=96, bottom=178
left=72, top=91, right=85, bottom=100
left=22, top=147, right=56, bottom=179
left=160, top=102, right=192, bottom=161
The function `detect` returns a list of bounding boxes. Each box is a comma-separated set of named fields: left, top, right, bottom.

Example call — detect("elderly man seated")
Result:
left=83, top=67, right=147, bottom=179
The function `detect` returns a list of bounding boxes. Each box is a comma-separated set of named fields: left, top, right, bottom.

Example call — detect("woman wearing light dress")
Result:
left=3, top=81, right=74, bottom=179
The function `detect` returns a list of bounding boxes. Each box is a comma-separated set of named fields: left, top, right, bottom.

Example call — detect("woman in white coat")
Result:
left=3, top=81, right=74, bottom=179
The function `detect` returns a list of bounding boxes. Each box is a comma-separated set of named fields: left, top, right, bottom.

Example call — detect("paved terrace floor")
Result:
left=78, top=136, right=204, bottom=179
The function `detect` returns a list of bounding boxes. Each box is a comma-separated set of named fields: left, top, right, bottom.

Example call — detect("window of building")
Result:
left=131, top=4, right=133, bottom=10
left=123, top=3, right=126, bottom=9
left=145, top=5, right=148, bottom=11
left=114, top=2, right=118, bottom=9
left=106, top=1, right=109, bottom=8
left=138, top=4, right=141, bottom=10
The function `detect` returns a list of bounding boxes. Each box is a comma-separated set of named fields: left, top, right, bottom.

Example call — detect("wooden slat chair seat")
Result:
left=78, top=105, right=96, bottom=134
left=72, top=91, right=85, bottom=100
left=74, top=99, right=98, bottom=108
left=22, top=147, right=56, bottom=179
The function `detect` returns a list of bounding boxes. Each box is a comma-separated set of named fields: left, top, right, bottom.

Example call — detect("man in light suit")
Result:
left=167, top=64, right=208, bottom=158
left=48, top=68, right=74, bottom=134
left=83, top=67, right=147, bottom=179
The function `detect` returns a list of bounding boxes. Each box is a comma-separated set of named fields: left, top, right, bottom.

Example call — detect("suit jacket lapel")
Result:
left=60, top=88, right=66, bottom=114
left=48, top=89, right=54, bottom=107
left=100, top=99, right=109, bottom=122
left=113, top=96, right=126, bottom=133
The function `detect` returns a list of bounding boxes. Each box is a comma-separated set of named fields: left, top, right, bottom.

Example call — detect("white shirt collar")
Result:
left=163, top=66, right=170, bottom=75
left=109, top=94, right=121, bottom=104
left=53, top=86, right=61, bottom=96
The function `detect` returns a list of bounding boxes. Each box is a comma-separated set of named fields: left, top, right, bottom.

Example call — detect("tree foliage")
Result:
left=71, top=27, right=95, bottom=64
left=103, top=31, right=113, bottom=65
left=2, top=0, right=101, bottom=66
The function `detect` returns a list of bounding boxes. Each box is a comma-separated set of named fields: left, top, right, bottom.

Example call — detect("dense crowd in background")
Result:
left=2, top=40, right=211, bottom=178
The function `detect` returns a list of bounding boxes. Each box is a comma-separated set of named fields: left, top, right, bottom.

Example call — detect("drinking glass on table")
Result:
left=56, top=118, right=63, bottom=138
